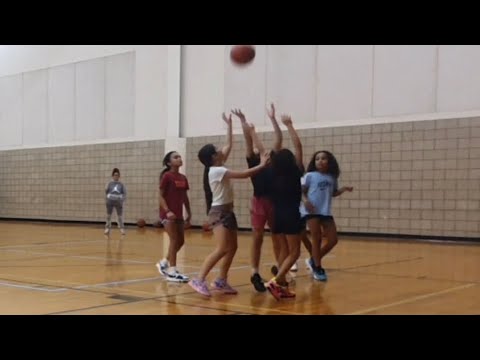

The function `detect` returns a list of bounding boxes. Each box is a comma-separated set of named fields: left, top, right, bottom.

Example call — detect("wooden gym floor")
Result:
left=0, top=221, right=478, bottom=315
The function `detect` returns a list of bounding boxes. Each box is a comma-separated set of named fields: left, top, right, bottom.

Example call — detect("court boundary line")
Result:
left=0, top=280, right=67, bottom=292
left=0, top=247, right=212, bottom=268
left=165, top=296, right=300, bottom=315
left=0, top=239, right=105, bottom=250
left=348, top=283, right=476, bottom=315
left=74, top=265, right=251, bottom=289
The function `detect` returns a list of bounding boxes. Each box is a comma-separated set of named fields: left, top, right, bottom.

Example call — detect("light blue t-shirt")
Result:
left=300, top=171, right=338, bottom=217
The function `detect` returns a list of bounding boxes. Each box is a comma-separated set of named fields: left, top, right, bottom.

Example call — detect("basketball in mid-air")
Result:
left=230, top=45, right=255, bottom=66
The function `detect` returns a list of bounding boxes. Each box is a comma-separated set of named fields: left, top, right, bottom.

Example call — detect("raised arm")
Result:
left=221, top=112, right=233, bottom=162
left=267, top=103, right=282, bottom=152
left=232, top=109, right=254, bottom=158
left=281, top=115, right=303, bottom=171
left=247, top=123, right=265, bottom=155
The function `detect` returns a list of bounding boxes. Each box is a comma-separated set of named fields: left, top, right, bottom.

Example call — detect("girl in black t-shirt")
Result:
left=266, top=115, right=304, bottom=300
left=233, top=105, right=283, bottom=293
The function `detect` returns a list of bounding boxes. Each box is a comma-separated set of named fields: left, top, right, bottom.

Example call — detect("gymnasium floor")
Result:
left=0, top=221, right=478, bottom=315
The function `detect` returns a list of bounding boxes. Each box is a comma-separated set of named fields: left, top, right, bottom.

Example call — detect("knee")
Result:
left=223, top=239, right=238, bottom=254
left=229, top=242, right=238, bottom=253
left=253, top=231, right=264, bottom=244
left=291, top=246, right=301, bottom=260
left=177, top=238, right=185, bottom=248
left=328, top=236, right=338, bottom=247
left=215, top=247, right=229, bottom=257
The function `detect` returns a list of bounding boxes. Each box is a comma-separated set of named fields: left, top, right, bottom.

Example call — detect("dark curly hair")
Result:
left=306, top=150, right=340, bottom=178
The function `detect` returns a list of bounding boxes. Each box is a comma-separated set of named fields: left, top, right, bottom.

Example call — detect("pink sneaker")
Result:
left=188, top=279, right=211, bottom=297
left=266, top=278, right=283, bottom=301
left=211, top=278, right=238, bottom=295
left=266, top=278, right=296, bottom=300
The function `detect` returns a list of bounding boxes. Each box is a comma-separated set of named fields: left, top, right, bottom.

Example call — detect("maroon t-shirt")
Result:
left=159, top=172, right=189, bottom=220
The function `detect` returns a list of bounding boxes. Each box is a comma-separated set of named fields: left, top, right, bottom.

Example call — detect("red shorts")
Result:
left=250, top=196, right=274, bottom=230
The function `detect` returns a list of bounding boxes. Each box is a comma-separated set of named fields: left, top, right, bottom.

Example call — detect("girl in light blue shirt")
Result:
left=301, top=151, right=353, bottom=281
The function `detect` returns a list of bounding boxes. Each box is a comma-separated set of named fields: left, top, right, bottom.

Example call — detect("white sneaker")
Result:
left=305, top=258, right=314, bottom=271
left=155, top=260, right=169, bottom=276
left=290, top=262, right=298, bottom=272
left=120, top=228, right=126, bottom=235
left=166, top=271, right=190, bottom=283
left=104, top=228, right=110, bottom=235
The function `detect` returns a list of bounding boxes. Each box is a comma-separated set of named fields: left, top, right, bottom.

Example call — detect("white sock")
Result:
left=160, top=259, right=169, bottom=267
left=167, top=266, right=177, bottom=274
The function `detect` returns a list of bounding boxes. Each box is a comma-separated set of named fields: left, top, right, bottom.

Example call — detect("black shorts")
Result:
left=301, top=214, right=335, bottom=229
left=271, top=207, right=302, bottom=235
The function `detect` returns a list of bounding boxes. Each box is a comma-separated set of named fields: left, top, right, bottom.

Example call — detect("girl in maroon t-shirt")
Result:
left=156, top=151, right=192, bottom=283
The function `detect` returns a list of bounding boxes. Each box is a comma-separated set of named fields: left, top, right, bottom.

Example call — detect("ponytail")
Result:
left=160, top=151, right=176, bottom=182
left=160, top=166, right=170, bottom=182
left=203, top=166, right=213, bottom=214
left=198, top=144, right=217, bottom=215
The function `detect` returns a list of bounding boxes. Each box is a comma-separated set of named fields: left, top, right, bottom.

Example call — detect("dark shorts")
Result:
left=271, top=206, right=302, bottom=235
left=301, top=214, right=335, bottom=229
left=208, top=204, right=238, bottom=230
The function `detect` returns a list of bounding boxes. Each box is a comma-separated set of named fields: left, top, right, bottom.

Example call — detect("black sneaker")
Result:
left=271, top=265, right=278, bottom=276
left=250, top=273, right=266, bottom=292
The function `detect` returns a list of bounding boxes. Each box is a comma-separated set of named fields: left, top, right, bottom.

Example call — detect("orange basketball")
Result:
left=230, top=45, right=255, bottom=65
left=137, top=218, right=146, bottom=228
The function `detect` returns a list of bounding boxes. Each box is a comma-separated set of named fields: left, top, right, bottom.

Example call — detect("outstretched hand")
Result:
left=280, top=114, right=292, bottom=127
left=231, top=109, right=246, bottom=123
left=267, top=103, right=276, bottom=120
left=222, top=112, right=232, bottom=126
